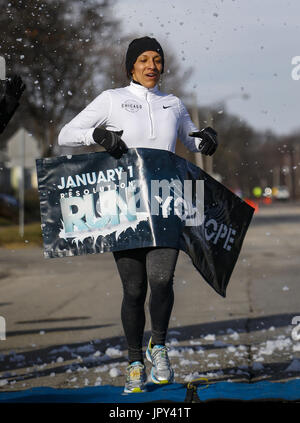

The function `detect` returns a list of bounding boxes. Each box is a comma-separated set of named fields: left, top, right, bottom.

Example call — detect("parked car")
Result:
left=0, top=193, right=19, bottom=222
left=274, top=186, right=290, bottom=201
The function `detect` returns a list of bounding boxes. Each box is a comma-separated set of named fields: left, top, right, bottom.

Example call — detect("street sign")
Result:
left=5, top=128, right=41, bottom=237
left=6, top=128, right=41, bottom=168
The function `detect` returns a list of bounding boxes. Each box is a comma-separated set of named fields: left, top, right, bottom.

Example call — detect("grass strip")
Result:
left=0, top=222, right=43, bottom=247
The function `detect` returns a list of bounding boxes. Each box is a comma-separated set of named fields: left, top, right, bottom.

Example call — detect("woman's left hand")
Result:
left=189, top=127, right=218, bottom=156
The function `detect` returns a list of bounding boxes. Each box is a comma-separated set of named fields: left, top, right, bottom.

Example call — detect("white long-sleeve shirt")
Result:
left=58, top=80, right=201, bottom=153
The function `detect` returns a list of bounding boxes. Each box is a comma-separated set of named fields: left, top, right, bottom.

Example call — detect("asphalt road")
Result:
left=0, top=202, right=299, bottom=392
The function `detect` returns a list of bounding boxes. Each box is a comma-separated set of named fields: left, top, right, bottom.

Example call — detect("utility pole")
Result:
left=205, top=110, right=214, bottom=176
left=273, top=166, right=280, bottom=188
left=191, top=93, right=203, bottom=170
left=19, top=129, right=25, bottom=238
left=289, top=145, right=296, bottom=201
left=0, top=55, right=5, bottom=80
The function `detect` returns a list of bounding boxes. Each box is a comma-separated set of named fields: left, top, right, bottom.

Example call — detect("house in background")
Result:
left=0, top=128, right=41, bottom=194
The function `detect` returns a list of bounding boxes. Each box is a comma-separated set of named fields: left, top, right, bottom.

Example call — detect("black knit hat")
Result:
left=125, top=36, right=164, bottom=78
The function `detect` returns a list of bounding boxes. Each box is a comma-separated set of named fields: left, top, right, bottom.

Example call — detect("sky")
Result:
left=112, top=0, right=300, bottom=136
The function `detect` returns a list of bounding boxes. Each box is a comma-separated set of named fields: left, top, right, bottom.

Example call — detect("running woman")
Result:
left=58, top=36, right=218, bottom=393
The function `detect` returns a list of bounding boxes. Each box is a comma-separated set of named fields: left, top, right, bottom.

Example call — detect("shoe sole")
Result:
left=123, top=387, right=146, bottom=394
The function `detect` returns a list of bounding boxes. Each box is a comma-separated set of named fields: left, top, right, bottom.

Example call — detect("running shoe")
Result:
left=146, top=337, right=174, bottom=384
left=123, top=361, right=147, bottom=393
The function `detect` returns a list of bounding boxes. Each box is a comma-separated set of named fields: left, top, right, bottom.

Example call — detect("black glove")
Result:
left=6, top=75, right=26, bottom=101
left=93, top=128, right=128, bottom=159
left=4, top=75, right=26, bottom=115
left=189, top=127, right=218, bottom=156
left=0, top=75, right=26, bottom=133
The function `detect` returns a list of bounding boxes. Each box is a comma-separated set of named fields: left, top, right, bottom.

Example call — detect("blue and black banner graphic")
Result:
left=36, top=148, right=254, bottom=297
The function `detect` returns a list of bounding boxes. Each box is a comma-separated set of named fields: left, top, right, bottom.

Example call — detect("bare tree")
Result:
left=0, top=0, right=121, bottom=155
left=203, top=106, right=279, bottom=196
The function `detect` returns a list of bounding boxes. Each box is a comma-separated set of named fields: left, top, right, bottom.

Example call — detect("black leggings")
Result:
left=113, top=247, right=179, bottom=363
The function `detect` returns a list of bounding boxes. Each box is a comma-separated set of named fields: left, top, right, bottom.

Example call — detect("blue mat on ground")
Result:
left=0, top=380, right=299, bottom=402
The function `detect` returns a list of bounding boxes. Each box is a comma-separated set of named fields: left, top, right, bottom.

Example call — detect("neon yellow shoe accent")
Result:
left=131, top=387, right=144, bottom=393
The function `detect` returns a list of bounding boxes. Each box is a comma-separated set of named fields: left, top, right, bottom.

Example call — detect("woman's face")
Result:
left=131, top=50, right=163, bottom=88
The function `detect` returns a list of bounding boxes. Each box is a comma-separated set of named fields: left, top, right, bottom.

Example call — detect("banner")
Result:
left=36, top=148, right=254, bottom=297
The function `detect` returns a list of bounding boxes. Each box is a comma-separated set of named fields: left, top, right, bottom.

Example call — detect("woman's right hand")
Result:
left=93, top=128, right=128, bottom=158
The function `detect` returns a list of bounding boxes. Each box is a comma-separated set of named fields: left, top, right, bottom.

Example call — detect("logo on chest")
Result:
left=121, top=99, right=142, bottom=113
